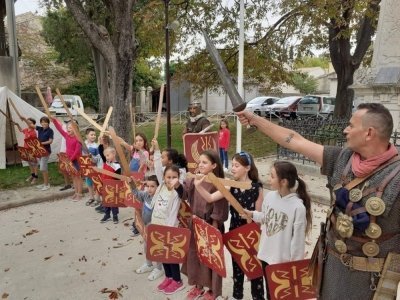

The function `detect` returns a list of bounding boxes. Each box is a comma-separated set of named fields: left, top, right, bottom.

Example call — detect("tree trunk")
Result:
left=92, top=48, right=110, bottom=114
left=334, top=65, right=355, bottom=118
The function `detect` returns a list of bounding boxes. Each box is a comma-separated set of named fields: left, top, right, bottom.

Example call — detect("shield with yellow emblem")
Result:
left=78, top=155, right=94, bottom=177
left=146, top=224, right=191, bottom=263
left=265, top=259, right=316, bottom=300
left=101, top=179, right=131, bottom=207
left=178, top=200, right=192, bottom=228
left=18, top=146, right=37, bottom=163
left=183, top=132, right=219, bottom=173
left=91, top=172, right=103, bottom=194
left=25, top=137, right=49, bottom=158
left=124, top=172, right=145, bottom=209
left=57, top=153, right=80, bottom=177
left=223, top=222, right=263, bottom=280
left=192, top=215, right=226, bottom=277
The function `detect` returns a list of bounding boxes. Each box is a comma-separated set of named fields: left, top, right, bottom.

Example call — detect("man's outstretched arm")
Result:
left=237, top=110, right=324, bottom=165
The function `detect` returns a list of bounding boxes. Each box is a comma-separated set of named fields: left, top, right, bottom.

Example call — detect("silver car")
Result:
left=297, top=95, right=336, bottom=118
left=246, top=96, right=279, bottom=117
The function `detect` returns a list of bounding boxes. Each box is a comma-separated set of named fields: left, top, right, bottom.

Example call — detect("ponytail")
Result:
left=296, top=177, right=312, bottom=236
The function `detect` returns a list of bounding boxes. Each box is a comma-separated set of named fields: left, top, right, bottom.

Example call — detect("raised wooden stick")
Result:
left=92, top=167, right=131, bottom=182
left=186, top=172, right=251, bottom=190
left=74, top=106, right=104, bottom=132
left=108, top=126, right=131, bottom=176
left=7, top=98, right=22, bottom=119
left=153, top=84, right=165, bottom=139
left=35, top=86, right=52, bottom=118
left=99, top=107, right=113, bottom=138
left=207, top=172, right=251, bottom=222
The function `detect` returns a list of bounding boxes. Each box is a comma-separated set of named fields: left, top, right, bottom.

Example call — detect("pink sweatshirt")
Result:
left=53, top=119, right=82, bottom=161
left=218, top=128, right=230, bottom=150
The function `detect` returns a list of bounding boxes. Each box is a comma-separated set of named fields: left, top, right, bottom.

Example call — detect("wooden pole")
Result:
left=35, top=86, right=52, bottom=118
left=99, top=107, right=113, bottom=139
left=7, top=98, right=22, bottom=119
left=153, top=84, right=165, bottom=139
left=74, top=106, right=104, bottom=132
left=92, top=167, right=131, bottom=182
left=186, top=172, right=251, bottom=190
left=108, top=126, right=131, bottom=176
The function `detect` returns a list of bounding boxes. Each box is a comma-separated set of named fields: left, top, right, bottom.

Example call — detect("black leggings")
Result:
left=261, top=260, right=271, bottom=300
left=163, top=263, right=181, bottom=282
left=232, top=258, right=264, bottom=300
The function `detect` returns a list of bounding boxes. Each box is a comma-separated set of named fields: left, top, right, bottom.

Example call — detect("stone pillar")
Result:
left=139, top=86, right=146, bottom=113
left=146, top=86, right=153, bottom=112
left=352, top=0, right=400, bottom=131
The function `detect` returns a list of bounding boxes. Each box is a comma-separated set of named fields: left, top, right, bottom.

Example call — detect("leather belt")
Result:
left=327, top=246, right=385, bottom=272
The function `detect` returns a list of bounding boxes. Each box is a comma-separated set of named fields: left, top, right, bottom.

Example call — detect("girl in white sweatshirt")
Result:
left=244, top=161, right=312, bottom=299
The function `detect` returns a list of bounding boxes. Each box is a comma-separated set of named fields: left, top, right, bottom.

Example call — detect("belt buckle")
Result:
left=340, top=253, right=353, bottom=270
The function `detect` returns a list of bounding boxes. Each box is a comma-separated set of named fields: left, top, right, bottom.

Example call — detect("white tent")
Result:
left=0, top=86, right=62, bottom=169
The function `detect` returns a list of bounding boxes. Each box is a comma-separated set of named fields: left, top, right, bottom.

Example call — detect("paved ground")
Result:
left=0, top=157, right=331, bottom=299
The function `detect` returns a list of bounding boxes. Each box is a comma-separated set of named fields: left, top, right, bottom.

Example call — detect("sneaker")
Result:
left=163, top=280, right=184, bottom=295
left=59, top=184, right=72, bottom=191
left=113, top=216, right=119, bottom=224
left=95, top=205, right=105, bottom=213
left=148, top=267, right=164, bottom=281
left=131, top=223, right=140, bottom=237
left=100, top=216, right=111, bottom=223
left=187, top=286, right=204, bottom=300
left=135, top=263, right=154, bottom=274
left=36, top=184, right=44, bottom=189
left=90, top=200, right=100, bottom=207
left=41, top=185, right=50, bottom=191
left=157, top=278, right=173, bottom=292
left=201, top=291, right=215, bottom=300
left=86, top=199, right=95, bottom=206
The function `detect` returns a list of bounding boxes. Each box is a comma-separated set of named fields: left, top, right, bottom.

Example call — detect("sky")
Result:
left=14, top=0, right=44, bottom=16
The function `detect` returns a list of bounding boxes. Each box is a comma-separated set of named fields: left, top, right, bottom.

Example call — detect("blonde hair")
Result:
left=103, top=147, right=116, bottom=155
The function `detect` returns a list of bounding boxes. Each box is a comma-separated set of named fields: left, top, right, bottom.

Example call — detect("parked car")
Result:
left=266, top=96, right=302, bottom=119
left=49, top=95, right=84, bottom=116
left=246, top=96, right=279, bottom=117
left=297, top=95, right=336, bottom=119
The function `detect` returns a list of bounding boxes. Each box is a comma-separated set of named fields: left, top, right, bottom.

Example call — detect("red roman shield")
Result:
left=18, top=147, right=37, bottom=163
left=57, top=153, right=79, bottom=177
left=192, top=216, right=226, bottom=277
left=146, top=224, right=191, bottom=263
left=135, top=210, right=146, bottom=238
left=178, top=200, right=192, bottom=228
left=266, top=259, right=316, bottom=300
left=91, top=172, right=103, bottom=194
left=223, top=222, right=263, bottom=280
left=101, top=179, right=130, bottom=207
left=183, top=132, right=219, bottom=173
left=78, top=155, right=94, bottom=177
left=124, top=172, right=145, bottom=208
left=25, top=137, right=49, bottom=158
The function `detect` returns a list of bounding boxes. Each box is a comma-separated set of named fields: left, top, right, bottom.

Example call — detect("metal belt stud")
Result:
left=335, top=239, right=348, bottom=254
left=365, top=223, right=382, bottom=239
left=365, top=197, right=385, bottom=216
left=349, top=181, right=369, bottom=203
left=362, top=241, right=380, bottom=257
left=336, top=212, right=354, bottom=238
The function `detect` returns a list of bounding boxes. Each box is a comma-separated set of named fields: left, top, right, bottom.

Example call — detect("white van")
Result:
left=297, top=95, right=335, bottom=118
left=49, top=95, right=84, bottom=116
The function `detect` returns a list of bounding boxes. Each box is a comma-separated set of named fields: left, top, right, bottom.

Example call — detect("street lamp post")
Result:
left=164, top=0, right=172, bottom=148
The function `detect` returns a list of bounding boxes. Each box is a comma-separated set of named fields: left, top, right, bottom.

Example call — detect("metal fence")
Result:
left=277, top=117, right=400, bottom=164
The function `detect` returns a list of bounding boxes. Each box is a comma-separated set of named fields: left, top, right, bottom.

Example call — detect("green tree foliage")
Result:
left=294, top=56, right=330, bottom=69
left=291, top=72, right=318, bottom=94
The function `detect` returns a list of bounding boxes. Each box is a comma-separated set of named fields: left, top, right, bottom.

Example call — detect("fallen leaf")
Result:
left=15, top=242, right=23, bottom=246
left=80, top=272, right=86, bottom=276
left=2, top=292, right=9, bottom=299
left=28, top=249, right=34, bottom=252
left=138, top=252, right=142, bottom=255
left=127, top=257, right=132, bottom=260
left=44, top=256, right=53, bottom=261
left=112, top=237, right=118, bottom=241
left=91, top=238, right=100, bottom=241
left=60, top=240, right=64, bottom=242
left=59, top=253, right=63, bottom=256
left=101, top=262, right=106, bottom=266
left=25, top=229, right=39, bottom=236
left=4, top=268, right=10, bottom=272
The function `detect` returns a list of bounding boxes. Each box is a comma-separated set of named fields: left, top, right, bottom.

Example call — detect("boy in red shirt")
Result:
left=100, top=147, right=121, bottom=224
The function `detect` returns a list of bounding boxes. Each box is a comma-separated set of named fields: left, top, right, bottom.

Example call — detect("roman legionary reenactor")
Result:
left=183, top=101, right=211, bottom=134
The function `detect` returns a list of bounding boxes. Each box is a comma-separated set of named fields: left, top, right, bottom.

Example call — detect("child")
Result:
left=122, top=132, right=150, bottom=236
left=83, top=128, right=102, bottom=206
left=152, top=165, right=185, bottom=295
left=218, top=119, right=230, bottom=172
left=194, top=151, right=264, bottom=300
left=100, top=147, right=121, bottom=224
left=182, top=150, right=229, bottom=300
left=17, top=116, right=38, bottom=184
left=243, top=161, right=312, bottom=299
left=35, top=116, right=54, bottom=191
left=53, top=118, right=83, bottom=200
left=151, top=138, right=187, bottom=184
left=94, top=134, right=111, bottom=212
left=59, top=120, right=73, bottom=192
left=133, top=175, right=164, bottom=281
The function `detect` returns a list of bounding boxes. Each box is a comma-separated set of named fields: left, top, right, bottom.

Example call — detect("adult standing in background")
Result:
left=183, top=101, right=210, bottom=134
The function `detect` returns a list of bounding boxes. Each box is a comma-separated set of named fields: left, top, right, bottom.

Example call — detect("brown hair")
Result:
left=200, top=150, right=225, bottom=178
left=357, top=103, right=393, bottom=140
left=232, top=152, right=260, bottom=183
left=134, top=132, right=149, bottom=152
left=273, top=161, right=312, bottom=235
left=219, top=118, right=229, bottom=130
